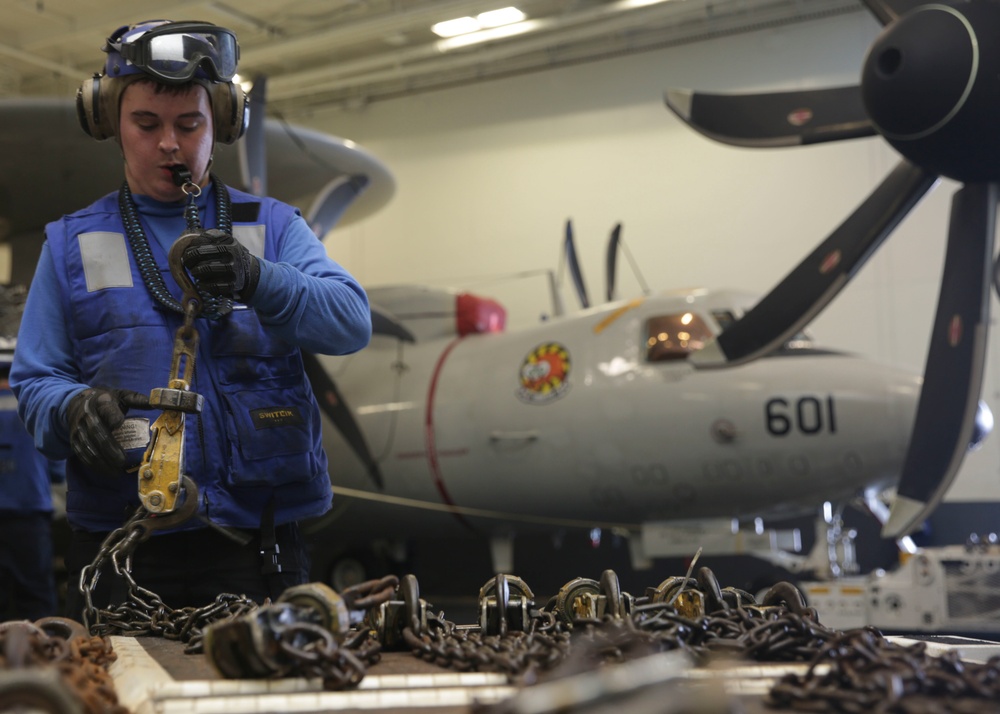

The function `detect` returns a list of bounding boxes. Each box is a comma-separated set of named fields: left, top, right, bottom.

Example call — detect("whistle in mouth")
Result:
left=169, top=164, right=193, bottom=187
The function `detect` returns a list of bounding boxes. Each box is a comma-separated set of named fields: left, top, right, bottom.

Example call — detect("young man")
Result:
left=10, top=20, right=371, bottom=618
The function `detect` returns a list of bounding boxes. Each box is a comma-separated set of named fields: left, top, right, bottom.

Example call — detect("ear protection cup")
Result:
left=76, top=74, right=114, bottom=141
left=207, top=80, right=249, bottom=145
left=75, top=75, right=249, bottom=144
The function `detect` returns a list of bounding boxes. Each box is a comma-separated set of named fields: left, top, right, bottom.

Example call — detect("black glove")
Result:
left=181, top=229, right=261, bottom=302
left=66, top=387, right=150, bottom=475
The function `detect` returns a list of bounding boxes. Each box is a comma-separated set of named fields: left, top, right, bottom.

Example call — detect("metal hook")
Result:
left=132, top=475, right=200, bottom=541
left=168, top=232, right=204, bottom=313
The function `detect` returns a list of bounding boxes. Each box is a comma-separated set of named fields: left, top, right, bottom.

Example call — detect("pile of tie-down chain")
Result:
left=8, top=564, right=1000, bottom=713
left=0, top=618, right=125, bottom=714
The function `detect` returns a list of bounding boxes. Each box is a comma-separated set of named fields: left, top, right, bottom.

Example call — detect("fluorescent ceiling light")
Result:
left=477, top=7, right=527, bottom=27
left=437, top=19, right=539, bottom=50
left=431, top=16, right=480, bottom=37
left=431, top=6, right=527, bottom=38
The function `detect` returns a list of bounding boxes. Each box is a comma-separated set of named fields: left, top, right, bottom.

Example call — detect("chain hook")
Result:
left=168, top=233, right=204, bottom=318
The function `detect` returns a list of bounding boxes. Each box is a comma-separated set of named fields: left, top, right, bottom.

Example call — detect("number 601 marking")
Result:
left=766, top=396, right=837, bottom=436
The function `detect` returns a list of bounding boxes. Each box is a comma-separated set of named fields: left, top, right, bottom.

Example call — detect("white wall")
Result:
left=299, top=12, right=1000, bottom=502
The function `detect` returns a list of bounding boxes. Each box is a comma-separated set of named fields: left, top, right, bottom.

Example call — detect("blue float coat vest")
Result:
left=46, top=187, right=331, bottom=531
left=0, top=388, right=54, bottom=512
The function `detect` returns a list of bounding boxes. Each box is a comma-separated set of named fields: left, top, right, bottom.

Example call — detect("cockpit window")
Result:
left=711, top=310, right=737, bottom=330
left=645, top=312, right=714, bottom=362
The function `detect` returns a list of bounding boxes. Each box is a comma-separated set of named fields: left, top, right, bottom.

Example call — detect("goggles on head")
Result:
left=104, top=20, right=239, bottom=84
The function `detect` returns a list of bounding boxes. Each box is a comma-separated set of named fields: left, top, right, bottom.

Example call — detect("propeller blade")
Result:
left=692, top=160, right=937, bottom=368
left=860, top=0, right=925, bottom=25
left=371, top=303, right=415, bottom=342
left=564, top=220, right=590, bottom=309
left=307, top=174, right=370, bottom=238
left=238, top=75, right=268, bottom=196
left=301, top=351, right=385, bottom=491
left=882, top=182, right=997, bottom=538
left=606, top=223, right=621, bottom=302
left=664, top=85, right=876, bottom=148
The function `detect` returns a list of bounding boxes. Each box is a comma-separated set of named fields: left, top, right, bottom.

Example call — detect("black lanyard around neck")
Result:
left=118, top=175, right=234, bottom=319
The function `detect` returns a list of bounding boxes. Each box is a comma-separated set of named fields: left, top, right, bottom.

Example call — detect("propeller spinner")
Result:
left=665, top=0, right=1000, bottom=538
left=862, top=2, right=1000, bottom=183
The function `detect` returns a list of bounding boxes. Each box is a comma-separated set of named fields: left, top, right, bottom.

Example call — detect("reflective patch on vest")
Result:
left=113, top=417, right=150, bottom=451
left=0, top=395, right=16, bottom=411
left=79, top=232, right=133, bottom=292
left=234, top=225, right=265, bottom=259
left=250, top=406, right=305, bottom=429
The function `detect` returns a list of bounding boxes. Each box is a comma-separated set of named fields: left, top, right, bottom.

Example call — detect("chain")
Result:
left=769, top=628, right=1000, bottom=713
left=402, top=570, right=1000, bottom=714
left=0, top=619, right=126, bottom=714
left=118, top=174, right=234, bottom=319
left=64, top=562, right=1000, bottom=711
left=400, top=611, right=566, bottom=682
left=77, top=509, right=259, bottom=653
left=79, top=507, right=149, bottom=633
left=403, top=589, right=836, bottom=685
left=271, top=622, right=383, bottom=690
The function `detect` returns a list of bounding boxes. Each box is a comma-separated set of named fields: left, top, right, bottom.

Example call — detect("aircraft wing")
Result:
left=215, top=121, right=395, bottom=228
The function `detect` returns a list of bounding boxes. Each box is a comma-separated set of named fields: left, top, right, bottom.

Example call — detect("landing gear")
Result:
left=812, top=501, right=859, bottom=579
left=316, top=540, right=408, bottom=593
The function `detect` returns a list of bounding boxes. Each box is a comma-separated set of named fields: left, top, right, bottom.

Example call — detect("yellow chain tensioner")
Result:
left=136, top=233, right=206, bottom=514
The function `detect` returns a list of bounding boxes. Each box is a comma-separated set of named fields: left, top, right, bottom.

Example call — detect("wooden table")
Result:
left=107, top=634, right=1000, bottom=714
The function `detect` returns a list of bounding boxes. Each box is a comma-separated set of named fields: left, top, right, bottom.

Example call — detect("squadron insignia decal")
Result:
left=518, top=342, right=571, bottom=403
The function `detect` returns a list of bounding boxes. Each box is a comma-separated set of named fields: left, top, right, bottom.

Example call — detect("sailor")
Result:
left=10, top=20, right=371, bottom=619
left=1, top=338, right=64, bottom=621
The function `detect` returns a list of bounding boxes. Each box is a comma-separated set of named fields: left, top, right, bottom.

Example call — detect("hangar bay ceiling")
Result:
left=4, top=0, right=861, bottom=116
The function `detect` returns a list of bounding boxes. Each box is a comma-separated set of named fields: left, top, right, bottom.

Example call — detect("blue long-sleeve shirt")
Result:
left=12, top=186, right=371, bottom=461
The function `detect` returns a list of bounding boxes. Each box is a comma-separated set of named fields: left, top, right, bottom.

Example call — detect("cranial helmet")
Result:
left=76, top=19, right=249, bottom=144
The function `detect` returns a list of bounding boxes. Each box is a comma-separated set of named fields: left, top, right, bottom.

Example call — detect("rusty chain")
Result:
left=57, top=551, right=1000, bottom=711
left=200, top=578, right=399, bottom=690
left=403, top=568, right=1000, bottom=714
left=0, top=619, right=126, bottom=714
left=402, top=571, right=840, bottom=687
left=270, top=622, right=383, bottom=690
left=768, top=626, right=1000, bottom=713
left=403, top=612, right=572, bottom=682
